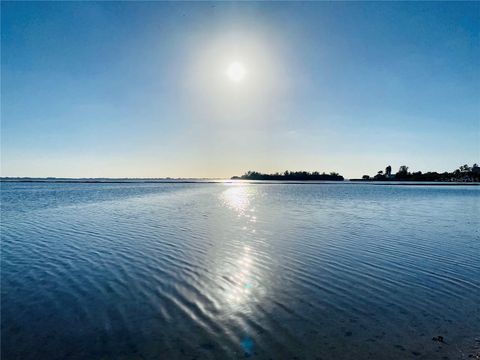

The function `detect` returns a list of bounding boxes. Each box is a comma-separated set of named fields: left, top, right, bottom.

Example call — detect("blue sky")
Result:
left=2, top=2, right=479, bottom=178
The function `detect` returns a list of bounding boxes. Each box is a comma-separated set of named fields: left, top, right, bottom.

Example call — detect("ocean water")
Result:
left=1, top=182, right=479, bottom=360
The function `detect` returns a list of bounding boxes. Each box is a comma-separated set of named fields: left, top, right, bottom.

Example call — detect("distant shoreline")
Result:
left=232, top=165, right=480, bottom=183
left=0, top=178, right=478, bottom=186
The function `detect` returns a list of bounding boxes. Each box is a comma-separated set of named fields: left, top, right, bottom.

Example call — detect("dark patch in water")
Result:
left=200, top=343, right=215, bottom=350
left=241, top=337, right=254, bottom=357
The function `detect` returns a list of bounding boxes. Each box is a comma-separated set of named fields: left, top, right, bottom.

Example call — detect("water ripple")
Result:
left=1, top=182, right=479, bottom=359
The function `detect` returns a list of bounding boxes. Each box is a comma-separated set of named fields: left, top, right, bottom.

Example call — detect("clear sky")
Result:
left=2, top=2, right=479, bottom=179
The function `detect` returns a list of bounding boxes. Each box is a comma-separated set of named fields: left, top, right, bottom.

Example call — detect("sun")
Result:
left=226, top=62, right=247, bottom=82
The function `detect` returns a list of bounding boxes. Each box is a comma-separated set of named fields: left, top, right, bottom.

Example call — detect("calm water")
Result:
left=1, top=182, right=479, bottom=359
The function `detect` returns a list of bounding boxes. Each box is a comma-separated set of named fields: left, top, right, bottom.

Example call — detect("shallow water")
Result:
left=1, top=182, right=479, bottom=359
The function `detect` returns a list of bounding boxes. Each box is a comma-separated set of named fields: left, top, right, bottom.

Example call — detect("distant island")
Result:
left=352, top=164, right=480, bottom=182
left=231, top=171, right=344, bottom=181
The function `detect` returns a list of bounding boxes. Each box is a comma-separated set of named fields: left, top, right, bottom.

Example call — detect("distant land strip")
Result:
left=1, top=180, right=478, bottom=186
left=1, top=163, right=479, bottom=185
left=233, top=164, right=480, bottom=183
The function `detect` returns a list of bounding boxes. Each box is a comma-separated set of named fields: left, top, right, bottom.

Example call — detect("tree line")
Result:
left=358, top=164, right=480, bottom=182
left=231, top=164, right=480, bottom=182
left=231, top=170, right=344, bottom=181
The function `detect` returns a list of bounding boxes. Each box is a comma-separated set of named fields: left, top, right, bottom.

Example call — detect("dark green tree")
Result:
left=385, top=165, right=392, bottom=176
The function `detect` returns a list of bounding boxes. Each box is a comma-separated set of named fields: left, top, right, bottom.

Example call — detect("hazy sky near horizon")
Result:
left=2, top=2, right=479, bottom=178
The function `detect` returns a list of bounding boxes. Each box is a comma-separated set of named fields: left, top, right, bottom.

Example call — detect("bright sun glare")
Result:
left=226, top=62, right=247, bottom=82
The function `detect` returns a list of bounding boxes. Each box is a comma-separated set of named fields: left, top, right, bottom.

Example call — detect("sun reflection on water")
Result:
left=221, top=184, right=253, bottom=215
left=225, top=246, right=255, bottom=306
left=219, top=185, right=262, bottom=309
